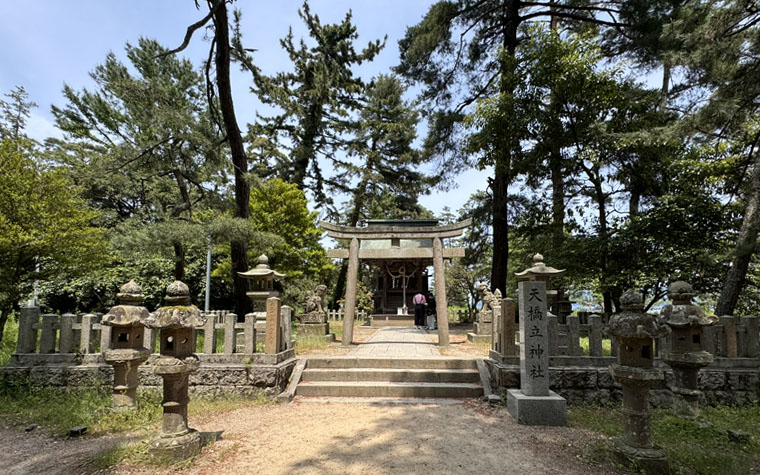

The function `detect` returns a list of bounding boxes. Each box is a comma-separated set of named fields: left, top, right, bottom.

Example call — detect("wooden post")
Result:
left=342, top=237, right=360, bottom=346
left=16, top=306, right=40, bottom=354
left=433, top=237, right=449, bottom=347
left=265, top=297, right=282, bottom=354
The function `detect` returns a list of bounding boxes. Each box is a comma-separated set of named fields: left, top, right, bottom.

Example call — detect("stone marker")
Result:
left=506, top=280, right=567, bottom=426
left=101, top=280, right=151, bottom=410
left=143, top=281, right=207, bottom=461
left=265, top=297, right=282, bottom=354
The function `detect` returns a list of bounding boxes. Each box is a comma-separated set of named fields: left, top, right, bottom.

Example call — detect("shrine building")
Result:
left=320, top=218, right=470, bottom=347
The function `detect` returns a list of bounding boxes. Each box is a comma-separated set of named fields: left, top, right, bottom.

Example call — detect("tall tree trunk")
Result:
left=212, top=1, right=251, bottom=317
left=591, top=168, right=612, bottom=313
left=716, top=156, right=760, bottom=315
left=173, top=240, right=186, bottom=281
left=659, top=60, right=671, bottom=114
left=550, top=148, right=565, bottom=251
left=490, top=0, right=520, bottom=295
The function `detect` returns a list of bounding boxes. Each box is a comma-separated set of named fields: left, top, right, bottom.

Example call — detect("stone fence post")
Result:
left=16, top=306, right=40, bottom=354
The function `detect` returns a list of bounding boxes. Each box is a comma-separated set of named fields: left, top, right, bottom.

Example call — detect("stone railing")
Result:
left=326, top=309, right=367, bottom=321
left=493, top=306, right=760, bottom=363
left=11, top=305, right=295, bottom=366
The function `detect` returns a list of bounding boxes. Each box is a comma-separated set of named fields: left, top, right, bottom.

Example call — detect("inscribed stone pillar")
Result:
left=507, top=280, right=566, bottom=426
left=342, top=237, right=360, bottom=346
left=518, top=281, right=549, bottom=396
left=433, top=237, right=450, bottom=347
left=265, top=297, right=282, bottom=354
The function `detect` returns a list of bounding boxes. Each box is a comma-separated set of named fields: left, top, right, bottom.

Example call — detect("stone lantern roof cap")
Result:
left=144, top=280, right=206, bottom=329
left=607, top=289, right=670, bottom=339
left=515, top=253, right=565, bottom=279
left=237, top=254, right=285, bottom=280
left=116, top=280, right=144, bottom=305
left=102, top=280, right=149, bottom=327
left=661, top=281, right=718, bottom=327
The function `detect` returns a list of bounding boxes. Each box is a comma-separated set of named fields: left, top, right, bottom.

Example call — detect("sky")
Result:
left=0, top=0, right=490, bottom=218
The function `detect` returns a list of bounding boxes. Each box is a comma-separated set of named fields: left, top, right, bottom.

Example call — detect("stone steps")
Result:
left=305, top=357, right=476, bottom=369
left=295, top=357, right=484, bottom=399
left=303, top=367, right=480, bottom=383
left=296, top=381, right=484, bottom=398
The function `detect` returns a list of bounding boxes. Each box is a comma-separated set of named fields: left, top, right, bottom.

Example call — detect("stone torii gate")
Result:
left=321, top=219, right=471, bottom=347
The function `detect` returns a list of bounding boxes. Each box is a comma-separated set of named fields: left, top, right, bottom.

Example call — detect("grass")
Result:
left=569, top=404, right=760, bottom=474
left=1, top=316, right=18, bottom=366
left=578, top=336, right=613, bottom=356
left=0, top=384, right=269, bottom=436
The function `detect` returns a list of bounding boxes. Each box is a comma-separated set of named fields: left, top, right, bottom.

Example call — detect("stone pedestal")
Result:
left=150, top=356, right=202, bottom=459
left=297, top=323, right=336, bottom=342
left=609, top=365, right=669, bottom=473
left=103, top=348, right=150, bottom=409
left=507, top=280, right=566, bottom=426
left=506, top=389, right=567, bottom=426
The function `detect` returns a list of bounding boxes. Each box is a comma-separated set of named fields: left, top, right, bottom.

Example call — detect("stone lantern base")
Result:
left=149, top=430, right=202, bottom=461
left=612, top=439, right=669, bottom=474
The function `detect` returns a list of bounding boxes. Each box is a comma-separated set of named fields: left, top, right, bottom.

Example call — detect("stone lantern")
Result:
left=143, top=280, right=207, bottom=461
left=606, top=289, right=671, bottom=472
left=515, top=253, right=566, bottom=318
left=659, top=281, right=717, bottom=416
left=101, top=280, right=151, bottom=410
left=239, top=254, right=285, bottom=313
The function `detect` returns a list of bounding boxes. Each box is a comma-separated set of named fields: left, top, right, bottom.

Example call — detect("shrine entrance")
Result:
left=320, top=219, right=470, bottom=347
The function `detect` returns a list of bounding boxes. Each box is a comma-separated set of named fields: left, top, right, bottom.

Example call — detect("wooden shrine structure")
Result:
left=320, top=219, right=471, bottom=347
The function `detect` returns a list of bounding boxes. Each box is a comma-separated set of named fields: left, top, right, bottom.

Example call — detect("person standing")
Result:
left=412, top=291, right=427, bottom=327
left=426, top=292, right=437, bottom=329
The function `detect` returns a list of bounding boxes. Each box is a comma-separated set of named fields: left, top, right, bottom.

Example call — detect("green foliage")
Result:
left=0, top=138, right=108, bottom=325
left=249, top=1, right=385, bottom=206
left=0, top=86, right=36, bottom=141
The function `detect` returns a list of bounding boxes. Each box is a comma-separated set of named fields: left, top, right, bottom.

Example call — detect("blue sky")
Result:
left=0, top=0, right=489, bottom=217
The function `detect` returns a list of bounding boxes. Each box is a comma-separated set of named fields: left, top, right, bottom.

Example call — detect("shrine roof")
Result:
left=320, top=219, right=471, bottom=240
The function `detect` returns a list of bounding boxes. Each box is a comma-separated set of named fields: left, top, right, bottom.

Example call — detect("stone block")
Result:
left=597, top=369, right=616, bottom=388
left=298, top=323, right=329, bottom=336
left=507, top=389, right=567, bottom=426
left=474, top=322, right=492, bottom=335
left=467, top=332, right=491, bottom=344
left=699, top=370, right=726, bottom=390
left=559, top=368, right=598, bottom=388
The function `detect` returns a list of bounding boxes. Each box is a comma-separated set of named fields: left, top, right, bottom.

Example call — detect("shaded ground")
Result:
left=0, top=424, right=136, bottom=475
left=102, top=399, right=618, bottom=475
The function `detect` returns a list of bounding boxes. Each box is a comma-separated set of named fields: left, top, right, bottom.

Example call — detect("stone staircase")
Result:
left=294, top=357, right=484, bottom=398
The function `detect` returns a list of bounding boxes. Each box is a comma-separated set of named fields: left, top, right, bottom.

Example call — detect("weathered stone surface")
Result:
left=518, top=281, right=550, bottom=397
left=265, top=297, right=283, bottom=354
left=507, top=389, right=567, bottom=426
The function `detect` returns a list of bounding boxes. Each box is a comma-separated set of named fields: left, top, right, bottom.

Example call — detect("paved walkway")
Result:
left=350, top=326, right=439, bottom=357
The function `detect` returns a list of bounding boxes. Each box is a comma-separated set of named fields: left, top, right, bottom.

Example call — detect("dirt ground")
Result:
left=2, top=399, right=621, bottom=475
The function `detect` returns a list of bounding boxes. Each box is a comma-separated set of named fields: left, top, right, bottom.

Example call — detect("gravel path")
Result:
left=107, top=399, right=618, bottom=475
